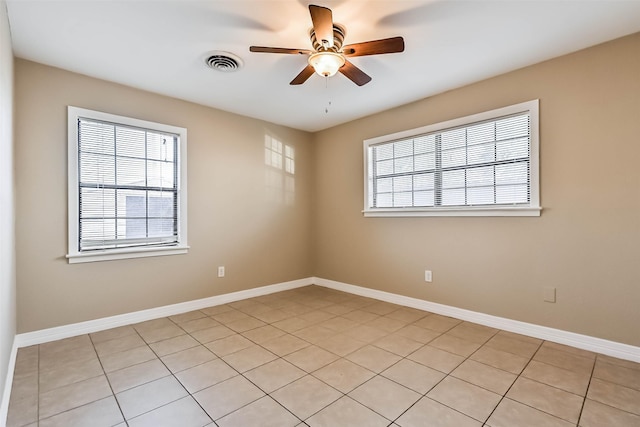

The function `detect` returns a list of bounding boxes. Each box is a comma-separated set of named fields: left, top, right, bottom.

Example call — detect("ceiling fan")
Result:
left=250, top=4, right=405, bottom=86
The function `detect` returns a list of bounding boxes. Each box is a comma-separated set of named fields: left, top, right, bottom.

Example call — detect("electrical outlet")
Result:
left=543, top=286, right=556, bottom=303
left=218, top=266, right=225, bottom=278
left=424, top=270, right=432, bottom=282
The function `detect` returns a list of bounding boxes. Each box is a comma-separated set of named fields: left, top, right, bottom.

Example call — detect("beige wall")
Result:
left=313, top=33, right=640, bottom=346
left=14, top=59, right=314, bottom=332
left=0, top=0, right=16, bottom=411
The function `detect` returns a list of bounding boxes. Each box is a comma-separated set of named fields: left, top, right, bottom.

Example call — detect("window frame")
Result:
left=363, top=100, right=541, bottom=217
left=67, top=106, right=188, bottom=263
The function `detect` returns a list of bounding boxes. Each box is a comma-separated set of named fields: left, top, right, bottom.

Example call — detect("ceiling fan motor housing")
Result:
left=310, top=24, right=346, bottom=52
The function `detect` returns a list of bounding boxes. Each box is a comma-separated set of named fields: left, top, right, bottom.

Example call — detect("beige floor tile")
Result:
left=179, top=317, right=221, bottom=333
left=136, top=323, right=186, bottom=344
left=429, top=334, right=483, bottom=357
left=341, top=309, right=380, bottom=323
left=317, top=333, right=367, bottom=357
left=361, top=301, right=401, bottom=316
left=205, top=334, right=254, bottom=357
left=346, top=345, right=401, bottom=373
left=261, top=334, right=310, bottom=357
left=342, top=324, right=389, bottom=343
left=271, top=375, right=342, bottom=420
left=541, top=341, right=596, bottom=360
left=593, top=359, right=640, bottom=391
left=292, top=325, right=335, bottom=344
left=283, top=345, right=339, bottom=372
left=427, top=376, right=501, bottom=422
left=579, top=398, right=640, bottom=427
left=373, top=333, right=423, bottom=357
left=322, top=304, right=353, bottom=316
left=212, top=309, right=251, bottom=324
left=40, top=335, right=92, bottom=357
left=200, top=304, right=234, bottom=316
left=395, top=324, right=441, bottom=344
left=320, top=316, right=359, bottom=332
left=127, top=396, right=212, bottom=427
left=298, top=310, right=335, bottom=324
left=39, top=356, right=104, bottom=393
left=447, top=322, right=498, bottom=344
left=244, top=359, right=306, bottom=393
left=39, top=375, right=113, bottom=419
left=272, top=316, right=314, bottom=333
left=93, top=334, right=147, bottom=357
left=194, top=375, right=265, bottom=420
left=9, top=371, right=38, bottom=401
left=470, top=345, right=530, bottom=374
left=39, top=344, right=98, bottom=372
left=365, top=316, right=406, bottom=333
left=522, top=359, right=590, bottom=395
left=484, top=334, right=540, bottom=359
left=408, top=345, right=465, bottom=374
left=507, top=377, right=583, bottom=423
left=451, top=359, right=517, bottom=395
left=107, top=358, right=170, bottom=393
left=90, top=325, right=137, bottom=344
left=222, top=344, right=278, bottom=373
left=349, top=375, right=421, bottom=420
left=99, top=345, right=157, bottom=373
left=597, top=354, right=640, bottom=371
left=313, top=358, right=375, bottom=393
left=190, top=325, right=236, bottom=344
left=242, top=324, right=287, bottom=344
left=486, top=398, right=574, bottom=427
left=13, top=346, right=39, bottom=375
left=413, top=314, right=462, bottom=332
left=168, top=310, right=208, bottom=324
left=382, top=359, right=445, bottom=394
left=6, top=394, right=38, bottom=427
left=161, top=345, right=217, bottom=373
left=587, top=378, right=640, bottom=415
left=149, top=334, right=199, bottom=357
left=217, top=396, right=300, bottom=427
left=306, top=396, right=389, bottom=427
left=251, top=309, right=294, bottom=324
left=39, top=396, right=124, bottom=427
left=384, top=307, right=429, bottom=324
left=396, top=396, right=482, bottom=427
left=134, top=318, right=175, bottom=332
left=533, top=346, right=594, bottom=374
left=175, top=358, right=237, bottom=393
left=116, top=375, right=188, bottom=420
left=226, top=316, right=267, bottom=333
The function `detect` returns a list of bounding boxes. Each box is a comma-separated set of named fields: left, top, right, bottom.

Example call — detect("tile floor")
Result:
left=5, top=285, right=640, bottom=427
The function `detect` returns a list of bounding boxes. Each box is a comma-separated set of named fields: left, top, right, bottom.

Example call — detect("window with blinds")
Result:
left=364, top=100, right=540, bottom=217
left=68, top=107, right=188, bottom=263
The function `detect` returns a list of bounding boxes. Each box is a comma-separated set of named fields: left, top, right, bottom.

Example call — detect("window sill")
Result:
left=66, top=245, right=189, bottom=264
left=363, top=206, right=542, bottom=217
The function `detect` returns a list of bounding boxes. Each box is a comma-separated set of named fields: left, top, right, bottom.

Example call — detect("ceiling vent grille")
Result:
left=205, top=51, right=243, bottom=72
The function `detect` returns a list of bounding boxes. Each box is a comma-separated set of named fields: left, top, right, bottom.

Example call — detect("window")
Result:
left=67, top=106, right=188, bottom=263
left=364, top=100, right=540, bottom=217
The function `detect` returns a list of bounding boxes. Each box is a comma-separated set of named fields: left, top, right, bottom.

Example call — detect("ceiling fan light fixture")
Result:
left=308, top=51, right=345, bottom=77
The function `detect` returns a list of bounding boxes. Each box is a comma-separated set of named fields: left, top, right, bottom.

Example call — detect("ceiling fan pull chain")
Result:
left=325, top=76, right=332, bottom=114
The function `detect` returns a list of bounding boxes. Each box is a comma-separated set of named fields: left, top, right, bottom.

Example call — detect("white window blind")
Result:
left=364, top=100, right=540, bottom=217
left=68, top=107, right=188, bottom=263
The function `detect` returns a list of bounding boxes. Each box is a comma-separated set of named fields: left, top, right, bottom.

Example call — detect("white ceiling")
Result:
left=6, top=0, right=640, bottom=132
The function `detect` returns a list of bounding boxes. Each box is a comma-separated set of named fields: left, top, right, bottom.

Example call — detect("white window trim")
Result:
left=363, top=100, right=541, bottom=217
left=67, top=106, right=189, bottom=263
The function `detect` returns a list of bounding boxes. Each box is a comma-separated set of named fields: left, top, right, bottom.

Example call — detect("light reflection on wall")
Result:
left=265, top=134, right=295, bottom=205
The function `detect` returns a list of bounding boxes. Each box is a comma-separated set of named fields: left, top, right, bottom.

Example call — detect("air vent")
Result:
left=205, top=51, right=243, bottom=72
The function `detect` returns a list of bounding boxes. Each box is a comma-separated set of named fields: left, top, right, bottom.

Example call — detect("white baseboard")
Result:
left=12, top=275, right=640, bottom=363
left=313, top=277, right=640, bottom=363
left=0, top=337, right=18, bottom=427
left=15, top=277, right=313, bottom=348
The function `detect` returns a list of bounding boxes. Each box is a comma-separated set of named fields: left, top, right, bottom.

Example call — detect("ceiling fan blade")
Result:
left=250, top=46, right=311, bottom=55
left=339, top=60, right=372, bottom=86
left=309, top=5, right=334, bottom=48
left=290, top=65, right=315, bottom=85
left=342, top=36, right=405, bottom=57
